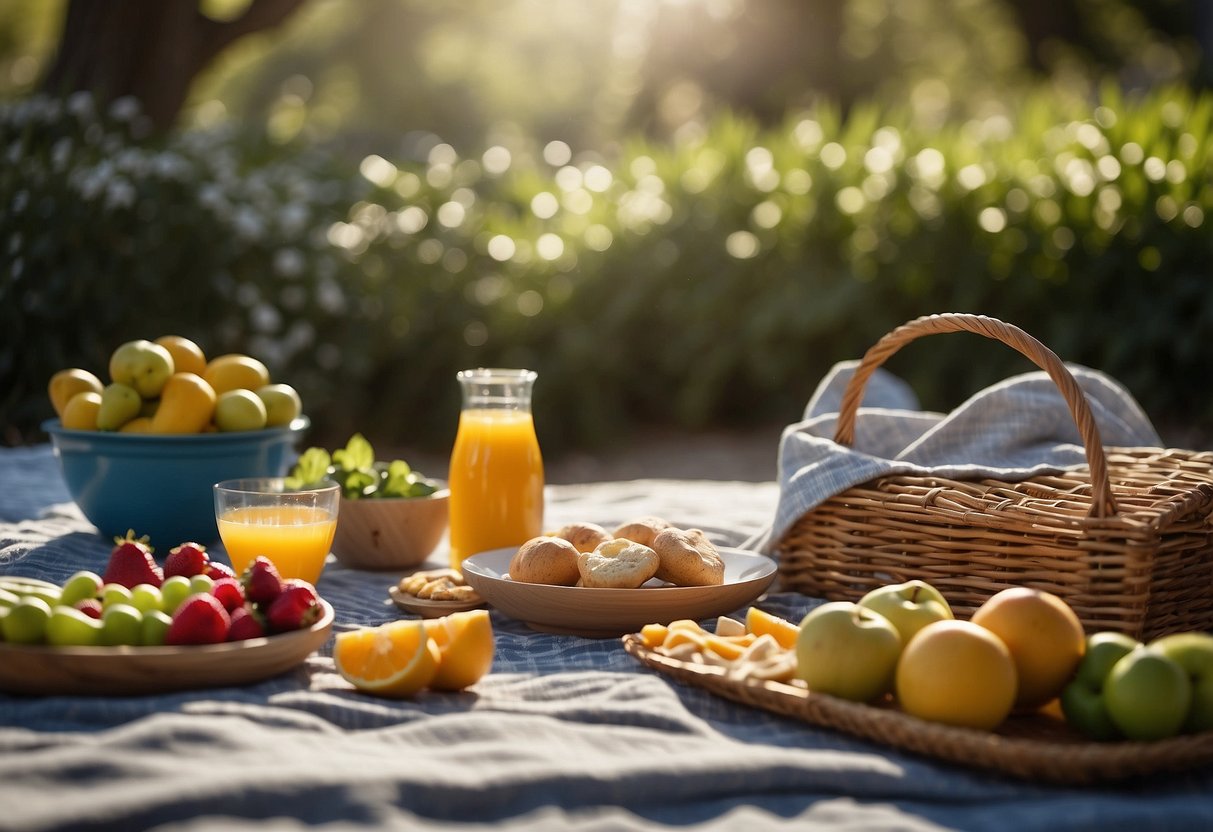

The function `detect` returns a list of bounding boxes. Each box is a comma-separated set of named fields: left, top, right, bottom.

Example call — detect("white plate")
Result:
left=461, top=547, right=777, bottom=637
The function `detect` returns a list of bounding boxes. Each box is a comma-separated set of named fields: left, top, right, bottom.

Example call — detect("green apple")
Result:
left=214, top=389, right=268, bottom=432
left=109, top=339, right=175, bottom=398
left=59, top=570, right=104, bottom=607
left=795, top=601, right=903, bottom=702
left=1104, top=647, right=1191, bottom=741
left=255, top=383, right=302, bottom=428
left=46, top=605, right=103, bottom=646
left=857, top=580, right=953, bottom=644
left=1059, top=631, right=1140, bottom=740
left=1151, top=631, right=1213, bottom=733
left=96, top=382, right=142, bottom=430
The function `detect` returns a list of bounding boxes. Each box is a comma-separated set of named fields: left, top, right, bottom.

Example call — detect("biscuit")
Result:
left=577, top=538, right=660, bottom=588
left=553, top=522, right=611, bottom=554
left=509, top=536, right=581, bottom=586
left=611, top=516, right=672, bottom=548
left=651, top=527, right=725, bottom=586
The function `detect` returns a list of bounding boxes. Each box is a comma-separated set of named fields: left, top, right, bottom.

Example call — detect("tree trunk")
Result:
left=39, top=0, right=307, bottom=132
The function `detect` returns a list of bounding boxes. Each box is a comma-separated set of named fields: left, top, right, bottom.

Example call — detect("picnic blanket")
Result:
left=2, top=445, right=1212, bottom=831
left=750, top=361, right=1162, bottom=553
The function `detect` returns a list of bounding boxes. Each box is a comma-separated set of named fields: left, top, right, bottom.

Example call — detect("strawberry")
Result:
left=226, top=605, right=267, bottom=642
left=165, top=593, right=230, bottom=645
left=205, top=561, right=236, bottom=581
left=241, top=556, right=283, bottom=606
left=211, top=577, right=245, bottom=612
left=102, top=532, right=163, bottom=589
left=164, top=542, right=208, bottom=579
left=74, top=598, right=103, bottom=619
left=266, top=579, right=321, bottom=633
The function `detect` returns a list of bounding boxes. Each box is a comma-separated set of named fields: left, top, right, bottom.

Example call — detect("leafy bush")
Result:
left=4, top=85, right=1211, bottom=455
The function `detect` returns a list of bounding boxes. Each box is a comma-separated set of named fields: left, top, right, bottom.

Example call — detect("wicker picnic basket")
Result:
left=775, top=313, right=1213, bottom=640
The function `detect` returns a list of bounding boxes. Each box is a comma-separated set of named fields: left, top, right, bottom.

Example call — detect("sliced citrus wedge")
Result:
left=745, top=606, right=799, bottom=650
left=422, top=609, right=494, bottom=691
left=334, top=619, right=440, bottom=698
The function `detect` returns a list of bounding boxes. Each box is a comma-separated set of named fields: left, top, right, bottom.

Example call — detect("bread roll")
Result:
left=577, top=538, right=659, bottom=588
left=553, top=522, right=611, bottom=554
left=611, top=516, right=672, bottom=548
left=651, top=528, right=725, bottom=586
left=508, top=536, right=581, bottom=586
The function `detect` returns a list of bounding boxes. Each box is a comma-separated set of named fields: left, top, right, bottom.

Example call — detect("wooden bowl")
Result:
left=331, top=488, right=450, bottom=570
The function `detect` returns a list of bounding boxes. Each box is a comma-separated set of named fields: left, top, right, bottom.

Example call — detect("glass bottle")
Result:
left=448, top=368, right=544, bottom=570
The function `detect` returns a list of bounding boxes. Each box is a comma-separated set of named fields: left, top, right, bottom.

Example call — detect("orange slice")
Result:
left=334, top=620, right=440, bottom=698
left=745, top=607, right=799, bottom=650
left=421, top=609, right=495, bottom=691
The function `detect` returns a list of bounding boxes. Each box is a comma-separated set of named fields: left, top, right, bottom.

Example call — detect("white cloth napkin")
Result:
left=750, top=360, right=1161, bottom=553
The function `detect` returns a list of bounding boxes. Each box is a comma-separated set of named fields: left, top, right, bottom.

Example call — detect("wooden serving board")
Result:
left=623, top=633, right=1213, bottom=785
left=0, top=602, right=334, bottom=696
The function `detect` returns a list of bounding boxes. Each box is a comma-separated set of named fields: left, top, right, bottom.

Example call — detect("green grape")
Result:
left=46, top=606, right=103, bottom=646
left=2, top=596, right=52, bottom=644
left=99, top=603, right=144, bottom=646
left=160, top=576, right=192, bottom=615
left=141, top=610, right=173, bottom=646
left=60, top=571, right=104, bottom=607
left=128, top=584, right=163, bottom=613
left=101, top=583, right=133, bottom=608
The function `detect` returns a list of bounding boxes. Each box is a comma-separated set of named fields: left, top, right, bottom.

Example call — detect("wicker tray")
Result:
left=776, top=314, right=1213, bottom=640
left=623, top=633, right=1213, bottom=785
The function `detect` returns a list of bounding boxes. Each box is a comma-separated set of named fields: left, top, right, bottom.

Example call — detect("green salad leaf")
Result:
left=286, top=434, right=438, bottom=499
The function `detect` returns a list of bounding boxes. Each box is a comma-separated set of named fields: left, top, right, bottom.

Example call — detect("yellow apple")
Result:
left=109, top=340, right=175, bottom=398
left=214, top=389, right=268, bottom=432
left=255, top=383, right=302, bottom=427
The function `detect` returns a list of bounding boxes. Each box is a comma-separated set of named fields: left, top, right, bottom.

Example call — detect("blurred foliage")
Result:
left=3, top=85, right=1211, bottom=455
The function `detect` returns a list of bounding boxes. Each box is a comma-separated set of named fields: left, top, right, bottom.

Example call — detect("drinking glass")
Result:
left=213, top=477, right=340, bottom=584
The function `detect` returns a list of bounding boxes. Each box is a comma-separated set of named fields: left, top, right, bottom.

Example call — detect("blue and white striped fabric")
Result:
left=751, top=361, right=1162, bottom=553
left=4, top=446, right=1212, bottom=831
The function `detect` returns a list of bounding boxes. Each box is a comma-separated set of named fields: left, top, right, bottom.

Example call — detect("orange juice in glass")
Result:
left=213, top=478, right=340, bottom=584
left=448, top=368, right=544, bottom=570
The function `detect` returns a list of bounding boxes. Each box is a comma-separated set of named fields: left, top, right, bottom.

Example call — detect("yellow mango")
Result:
left=150, top=373, right=216, bottom=434
left=49, top=369, right=104, bottom=417
left=61, top=391, right=102, bottom=430
left=119, top=416, right=155, bottom=434
left=204, top=354, right=269, bottom=395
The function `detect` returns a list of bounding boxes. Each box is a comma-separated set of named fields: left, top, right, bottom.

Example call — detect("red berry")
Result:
left=74, top=598, right=103, bottom=619
left=164, top=542, right=208, bottom=579
left=102, top=533, right=163, bottom=589
left=266, top=579, right=322, bottom=632
left=241, top=556, right=283, bottom=606
left=205, top=561, right=236, bottom=580
left=226, top=605, right=267, bottom=642
left=165, top=594, right=230, bottom=645
left=211, top=577, right=245, bottom=612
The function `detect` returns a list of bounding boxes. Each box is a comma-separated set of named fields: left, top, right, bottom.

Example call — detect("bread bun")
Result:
left=611, top=516, right=672, bottom=548
left=508, top=536, right=581, bottom=586
left=651, top=528, right=725, bottom=586
left=553, top=522, right=611, bottom=554
left=577, top=538, right=659, bottom=588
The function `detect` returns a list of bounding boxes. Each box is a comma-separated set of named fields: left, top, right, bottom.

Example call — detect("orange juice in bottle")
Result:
left=448, top=369, right=544, bottom=570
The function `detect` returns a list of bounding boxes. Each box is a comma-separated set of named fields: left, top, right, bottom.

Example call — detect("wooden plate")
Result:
left=388, top=585, right=485, bottom=618
left=0, top=601, right=334, bottom=696
left=461, top=547, right=777, bottom=637
left=623, top=634, right=1213, bottom=784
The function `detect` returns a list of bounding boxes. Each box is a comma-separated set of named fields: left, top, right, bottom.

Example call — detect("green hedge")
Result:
left=4, top=86, right=1212, bottom=455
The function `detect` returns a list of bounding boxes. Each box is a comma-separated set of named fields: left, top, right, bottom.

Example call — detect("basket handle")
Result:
left=833, top=313, right=1117, bottom=517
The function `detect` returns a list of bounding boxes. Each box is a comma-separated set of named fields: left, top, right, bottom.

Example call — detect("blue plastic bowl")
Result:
left=43, top=418, right=310, bottom=549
